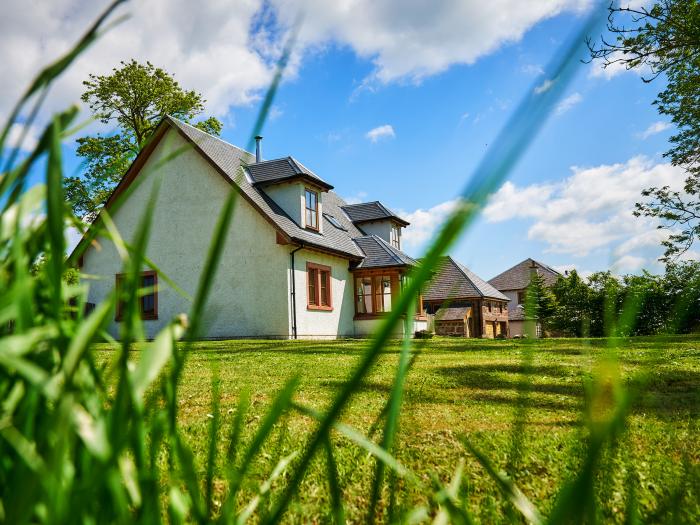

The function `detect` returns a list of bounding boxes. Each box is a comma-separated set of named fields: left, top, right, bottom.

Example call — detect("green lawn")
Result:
left=99, top=335, right=699, bottom=523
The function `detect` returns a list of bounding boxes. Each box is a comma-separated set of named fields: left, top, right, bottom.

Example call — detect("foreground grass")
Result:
left=97, top=335, right=699, bottom=523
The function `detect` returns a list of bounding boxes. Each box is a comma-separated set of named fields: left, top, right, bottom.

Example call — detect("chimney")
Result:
left=529, top=259, right=538, bottom=277
left=255, top=135, right=263, bottom=163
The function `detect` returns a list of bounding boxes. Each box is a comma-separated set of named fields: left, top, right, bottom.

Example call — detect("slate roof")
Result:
left=488, top=258, right=562, bottom=291
left=352, top=235, right=419, bottom=269
left=435, top=306, right=471, bottom=321
left=166, top=117, right=365, bottom=259
left=246, top=157, right=333, bottom=190
left=341, top=201, right=410, bottom=226
left=509, top=305, right=527, bottom=321
left=423, top=256, right=508, bottom=301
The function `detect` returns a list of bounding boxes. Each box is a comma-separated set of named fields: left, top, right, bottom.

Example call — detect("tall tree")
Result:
left=524, top=272, right=557, bottom=335
left=65, top=60, right=222, bottom=219
left=588, top=0, right=700, bottom=261
left=587, top=271, right=622, bottom=337
left=551, top=270, right=592, bottom=337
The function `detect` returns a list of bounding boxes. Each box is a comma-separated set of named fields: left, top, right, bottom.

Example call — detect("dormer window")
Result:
left=305, top=188, right=319, bottom=231
left=390, top=223, right=400, bottom=249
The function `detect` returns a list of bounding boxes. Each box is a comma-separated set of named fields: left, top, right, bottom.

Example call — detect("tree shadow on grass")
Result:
left=434, top=364, right=700, bottom=421
left=437, top=364, right=585, bottom=398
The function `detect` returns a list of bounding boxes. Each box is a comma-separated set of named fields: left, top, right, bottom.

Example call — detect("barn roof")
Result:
left=488, top=258, right=561, bottom=291
left=423, top=256, right=508, bottom=301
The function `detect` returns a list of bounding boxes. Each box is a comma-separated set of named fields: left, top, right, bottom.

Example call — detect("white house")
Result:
left=72, top=116, right=427, bottom=339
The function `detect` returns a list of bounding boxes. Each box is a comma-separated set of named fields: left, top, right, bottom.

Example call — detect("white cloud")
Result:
left=269, top=105, right=284, bottom=121
left=638, top=121, right=671, bottom=139
left=554, top=92, right=582, bottom=115
left=521, top=63, right=544, bottom=76
left=534, top=78, right=555, bottom=94
left=397, top=199, right=460, bottom=253
left=589, top=49, right=652, bottom=80
left=483, top=156, right=688, bottom=265
left=5, top=122, right=40, bottom=151
left=612, top=254, right=647, bottom=273
left=2, top=1, right=595, bottom=129
left=342, top=191, right=368, bottom=205
left=0, top=0, right=280, bottom=124
left=553, top=264, right=593, bottom=280
left=272, top=0, right=592, bottom=84
left=365, top=124, right=395, bottom=143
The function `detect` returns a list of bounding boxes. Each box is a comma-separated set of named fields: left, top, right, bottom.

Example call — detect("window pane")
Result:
left=373, top=275, right=392, bottom=312
left=305, top=190, right=318, bottom=229
left=355, top=278, right=365, bottom=313
left=382, top=276, right=392, bottom=311
left=320, top=270, right=329, bottom=306
left=141, top=274, right=156, bottom=315
left=356, top=277, right=372, bottom=314
left=308, top=268, right=317, bottom=305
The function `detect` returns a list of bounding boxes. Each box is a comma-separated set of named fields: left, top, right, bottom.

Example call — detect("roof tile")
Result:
left=341, top=201, right=409, bottom=226
left=423, top=256, right=508, bottom=301
left=488, top=258, right=561, bottom=291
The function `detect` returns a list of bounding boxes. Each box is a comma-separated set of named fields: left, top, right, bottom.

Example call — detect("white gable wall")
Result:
left=359, top=220, right=400, bottom=247
left=81, top=130, right=292, bottom=339
left=263, top=181, right=324, bottom=233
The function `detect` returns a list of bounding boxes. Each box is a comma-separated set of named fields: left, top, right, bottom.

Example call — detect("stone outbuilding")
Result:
left=433, top=306, right=473, bottom=337
left=423, top=256, right=509, bottom=338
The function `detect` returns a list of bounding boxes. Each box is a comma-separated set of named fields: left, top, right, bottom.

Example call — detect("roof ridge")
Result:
left=165, top=115, right=254, bottom=158
left=531, top=258, right=562, bottom=275
left=450, top=257, right=485, bottom=298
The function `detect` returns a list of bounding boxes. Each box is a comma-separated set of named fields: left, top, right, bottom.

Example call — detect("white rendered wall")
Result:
left=358, top=220, right=393, bottom=243
left=353, top=318, right=406, bottom=338
left=291, top=249, right=354, bottom=338
left=81, top=130, right=292, bottom=339
left=503, top=290, right=519, bottom=312
left=510, top=320, right=525, bottom=337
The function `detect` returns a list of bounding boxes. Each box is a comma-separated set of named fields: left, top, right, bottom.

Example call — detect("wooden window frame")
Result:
left=304, top=188, right=319, bottom=231
left=353, top=269, right=403, bottom=319
left=390, top=223, right=401, bottom=250
left=306, top=262, right=332, bottom=311
left=115, top=270, right=158, bottom=321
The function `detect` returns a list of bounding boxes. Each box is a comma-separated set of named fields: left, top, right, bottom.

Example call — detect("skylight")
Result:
left=324, top=213, right=347, bottom=231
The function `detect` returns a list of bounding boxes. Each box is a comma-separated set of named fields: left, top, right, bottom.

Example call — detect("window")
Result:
left=307, top=262, right=332, bottom=310
left=374, top=275, right=392, bottom=312
left=324, top=213, right=347, bottom=231
left=115, top=271, right=158, bottom=321
left=356, top=277, right=372, bottom=314
left=487, top=301, right=492, bottom=312
left=354, top=273, right=396, bottom=315
left=305, top=189, right=319, bottom=230
left=390, top=223, right=400, bottom=249
left=517, top=291, right=526, bottom=305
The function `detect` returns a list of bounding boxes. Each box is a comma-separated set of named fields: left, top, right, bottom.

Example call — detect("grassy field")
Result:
left=98, top=335, right=699, bottom=523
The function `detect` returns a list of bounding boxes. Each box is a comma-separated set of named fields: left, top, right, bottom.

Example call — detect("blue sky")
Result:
left=3, top=0, right=689, bottom=280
